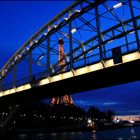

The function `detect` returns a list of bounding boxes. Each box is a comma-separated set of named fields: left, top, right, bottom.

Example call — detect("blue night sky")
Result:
left=0, top=1, right=140, bottom=115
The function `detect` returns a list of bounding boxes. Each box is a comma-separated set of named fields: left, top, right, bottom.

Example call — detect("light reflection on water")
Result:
left=11, top=126, right=140, bottom=140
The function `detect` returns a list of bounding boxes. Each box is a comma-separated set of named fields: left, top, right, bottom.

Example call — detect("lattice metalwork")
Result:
left=0, top=0, right=140, bottom=91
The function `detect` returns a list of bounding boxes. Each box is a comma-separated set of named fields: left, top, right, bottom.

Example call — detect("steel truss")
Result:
left=0, top=0, right=140, bottom=91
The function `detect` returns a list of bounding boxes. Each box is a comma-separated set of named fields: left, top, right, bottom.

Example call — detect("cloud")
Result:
left=75, top=100, right=93, bottom=106
left=75, top=99, right=120, bottom=107
left=103, top=102, right=120, bottom=106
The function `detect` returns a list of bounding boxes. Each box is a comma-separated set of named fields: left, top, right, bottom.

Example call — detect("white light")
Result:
left=129, top=31, right=135, bottom=34
left=88, top=50, right=93, bottom=53
left=26, top=48, right=30, bottom=51
left=14, top=55, right=19, bottom=61
left=21, top=49, right=26, bottom=55
left=39, top=78, right=50, bottom=86
left=38, top=54, right=44, bottom=60
left=114, top=118, right=120, bottom=123
left=30, top=41, right=34, bottom=47
left=71, top=28, right=77, bottom=34
left=39, top=55, right=44, bottom=60
left=88, top=119, right=92, bottom=124
left=75, top=10, right=81, bottom=13
left=51, top=75, right=61, bottom=82
left=11, top=62, right=14, bottom=65
left=35, top=40, right=38, bottom=43
left=129, top=120, right=134, bottom=124
left=53, top=25, right=57, bottom=28
left=43, top=32, right=47, bottom=36
left=5, top=69, right=7, bottom=73
left=107, top=40, right=113, bottom=44
left=48, top=26, right=51, bottom=31
left=1, top=71, right=4, bottom=76
left=64, top=18, right=68, bottom=21
left=79, top=55, right=83, bottom=59
left=122, top=52, right=140, bottom=63
left=113, top=3, right=122, bottom=9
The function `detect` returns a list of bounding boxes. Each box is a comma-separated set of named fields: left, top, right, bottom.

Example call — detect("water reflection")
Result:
left=18, top=134, right=28, bottom=139
left=130, top=128, right=137, bottom=140
left=9, top=126, right=140, bottom=140
left=91, top=131, right=97, bottom=140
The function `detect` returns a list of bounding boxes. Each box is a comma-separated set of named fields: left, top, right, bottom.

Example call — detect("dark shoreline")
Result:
left=6, top=123, right=140, bottom=135
left=0, top=124, right=139, bottom=140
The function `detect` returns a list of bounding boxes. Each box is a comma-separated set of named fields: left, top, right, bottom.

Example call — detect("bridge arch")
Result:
left=0, top=0, right=140, bottom=93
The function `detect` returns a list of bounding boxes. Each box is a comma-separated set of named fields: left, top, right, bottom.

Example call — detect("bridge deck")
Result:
left=0, top=51, right=140, bottom=106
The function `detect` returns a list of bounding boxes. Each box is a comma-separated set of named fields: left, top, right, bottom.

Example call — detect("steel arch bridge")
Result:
left=0, top=0, right=140, bottom=99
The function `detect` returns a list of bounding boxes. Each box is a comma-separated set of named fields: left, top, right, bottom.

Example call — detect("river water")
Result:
left=9, top=126, right=140, bottom=140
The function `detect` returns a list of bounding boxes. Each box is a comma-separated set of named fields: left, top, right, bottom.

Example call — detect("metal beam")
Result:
left=69, top=21, right=73, bottom=69
left=0, top=79, right=3, bottom=91
left=29, top=52, right=32, bottom=81
left=47, top=37, right=50, bottom=76
left=0, top=0, right=107, bottom=81
left=95, top=4, right=103, bottom=60
left=13, top=65, right=17, bottom=87
left=73, top=15, right=140, bottom=56
left=51, top=16, right=140, bottom=73
left=128, top=0, right=140, bottom=50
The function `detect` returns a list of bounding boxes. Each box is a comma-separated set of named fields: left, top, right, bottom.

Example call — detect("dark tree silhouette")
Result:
left=106, top=109, right=115, bottom=122
left=87, top=106, right=101, bottom=121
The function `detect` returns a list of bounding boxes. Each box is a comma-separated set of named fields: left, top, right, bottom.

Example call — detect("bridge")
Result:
left=0, top=0, right=140, bottom=106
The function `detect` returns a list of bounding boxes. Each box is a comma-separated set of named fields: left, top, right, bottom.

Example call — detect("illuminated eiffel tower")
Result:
left=50, top=38, right=74, bottom=105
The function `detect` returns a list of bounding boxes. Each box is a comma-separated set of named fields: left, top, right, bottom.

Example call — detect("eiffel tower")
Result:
left=50, top=38, right=74, bottom=105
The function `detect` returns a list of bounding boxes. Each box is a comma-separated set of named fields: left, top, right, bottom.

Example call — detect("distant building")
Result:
left=113, top=115, right=140, bottom=122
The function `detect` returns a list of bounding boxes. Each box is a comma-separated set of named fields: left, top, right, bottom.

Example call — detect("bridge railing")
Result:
left=1, top=40, right=139, bottom=91
left=74, top=40, right=139, bottom=69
